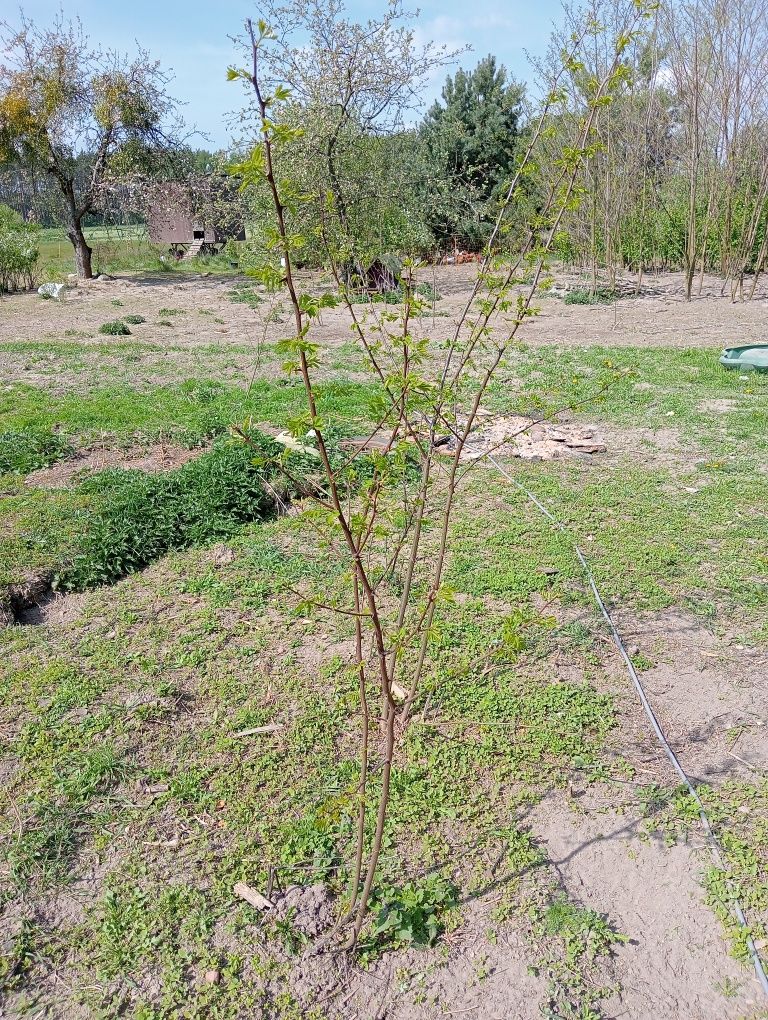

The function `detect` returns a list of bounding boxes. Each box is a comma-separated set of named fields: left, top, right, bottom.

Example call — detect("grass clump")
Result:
left=229, top=281, right=263, bottom=308
left=56, top=435, right=291, bottom=591
left=564, top=287, right=615, bottom=305
left=98, top=320, right=131, bottom=336
left=157, top=307, right=185, bottom=317
left=121, top=314, right=146, bottom=325
left=0, top=428, right=73, bottom=475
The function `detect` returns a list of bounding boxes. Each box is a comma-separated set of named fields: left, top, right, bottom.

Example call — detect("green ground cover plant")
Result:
left=0, top=428, right=73, bottom=475
left=563, top=287, right=616, bottom=305
left=98, top=320, right=131, bottom=336
left=56, top=435, right=289, bottom=591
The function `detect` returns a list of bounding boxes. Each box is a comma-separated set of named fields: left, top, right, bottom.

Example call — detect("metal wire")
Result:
left=488, top=454, right=768, bottom=999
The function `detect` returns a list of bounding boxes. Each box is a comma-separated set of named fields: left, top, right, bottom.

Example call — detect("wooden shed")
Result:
left=148, top=181, right=245, bottom=259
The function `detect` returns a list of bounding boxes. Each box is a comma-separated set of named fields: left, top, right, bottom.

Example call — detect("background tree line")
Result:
left=4, top=0, right=768, bottom=297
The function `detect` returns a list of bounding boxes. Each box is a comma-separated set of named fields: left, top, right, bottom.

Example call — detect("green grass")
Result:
left=450, top=463, right=767, bottom=621
left=0, top=339, right=766, bottom=1016
left=36, top=225, right=247, bottom=279
left=0, top=377, right=375, bottom=445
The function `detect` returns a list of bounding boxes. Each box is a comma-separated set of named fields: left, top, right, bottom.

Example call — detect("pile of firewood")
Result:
left=439, top=250, right=481, bottom=265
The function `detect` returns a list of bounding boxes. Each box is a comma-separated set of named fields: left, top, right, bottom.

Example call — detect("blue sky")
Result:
left=10, top=0, right=563, bottom=147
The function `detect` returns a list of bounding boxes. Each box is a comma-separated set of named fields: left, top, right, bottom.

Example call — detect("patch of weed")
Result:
left=349, top=282, right=440, bottom=306
left=564, top=288, right=615, bottom=305
left=366, top=876, right=458, bottom=952
left=543, top=899, right=628, bottom=963
left=0, top=428, right=73, bottom=475
left=98, top=320, right=131, bottom=336
left=56, top=434, right=291, bottom=591
left=229, top=282, right=263, bottom=309
left=640, top=779, right=768, bottom=961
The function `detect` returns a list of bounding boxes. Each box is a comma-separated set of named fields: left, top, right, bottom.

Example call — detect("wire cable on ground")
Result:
left=487, top=454, right=768, bottom=999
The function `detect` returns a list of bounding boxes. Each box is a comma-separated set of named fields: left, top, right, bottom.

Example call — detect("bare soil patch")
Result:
left=0, top=568, right=52, bottom=627
left=3, top=266, right=768, bottom=380
left=698, top=398, right=743, bottom=414
left=612, top=608, right=768, bottom=784
left=24, top=441, right=206, bottom=489
left=531, top=793, right=762, bottom=1019
left=14, top=589, right=88, bottom=626
left=284, top=892, right=547, bottom=1019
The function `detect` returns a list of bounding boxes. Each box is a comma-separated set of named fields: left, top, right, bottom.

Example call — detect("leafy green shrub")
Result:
left=157, top=307, right=185, bottom=316
left=56, top=435, right=288, bottom=591
left=0, top=205, right=39, bottom=294
left=564, top=287, right=615, bottom=305
left=98, top=320, right=131, bottom=336
left=0, top=428, right=73, bottom=475
left=122, top=314, right=146, bottom=325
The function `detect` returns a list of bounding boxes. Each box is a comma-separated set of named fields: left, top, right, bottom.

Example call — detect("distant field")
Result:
left=37, top=225, right=151, bottom=277
left=36, top=224, right=243, bottom=277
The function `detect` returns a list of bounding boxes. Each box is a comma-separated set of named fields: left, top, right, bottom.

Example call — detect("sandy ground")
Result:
left=2, top=266, right=768, bottom=361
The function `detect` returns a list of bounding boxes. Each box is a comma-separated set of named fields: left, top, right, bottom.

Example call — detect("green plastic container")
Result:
left=719, top=343, right=768, bottom=372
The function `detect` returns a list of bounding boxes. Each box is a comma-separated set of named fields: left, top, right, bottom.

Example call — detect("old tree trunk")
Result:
left=67, top=219, right=93, bottom=279
left=60, top=179, right=94, bottom=279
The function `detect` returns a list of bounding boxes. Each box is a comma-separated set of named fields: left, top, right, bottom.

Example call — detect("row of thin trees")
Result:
left=536, top=0, right=768, bottom=299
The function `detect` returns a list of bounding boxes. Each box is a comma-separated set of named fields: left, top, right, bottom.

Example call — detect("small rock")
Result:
left=37, top=282, right=66, bottom=300
left=96, top=273, right=114, bottom=281
left=627, top=645, right=640, bottom=657
left=204, top=969, right=221, bottom=985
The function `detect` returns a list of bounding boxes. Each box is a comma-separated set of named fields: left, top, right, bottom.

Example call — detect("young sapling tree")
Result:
left=229, top=0, right=656, bottom=948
